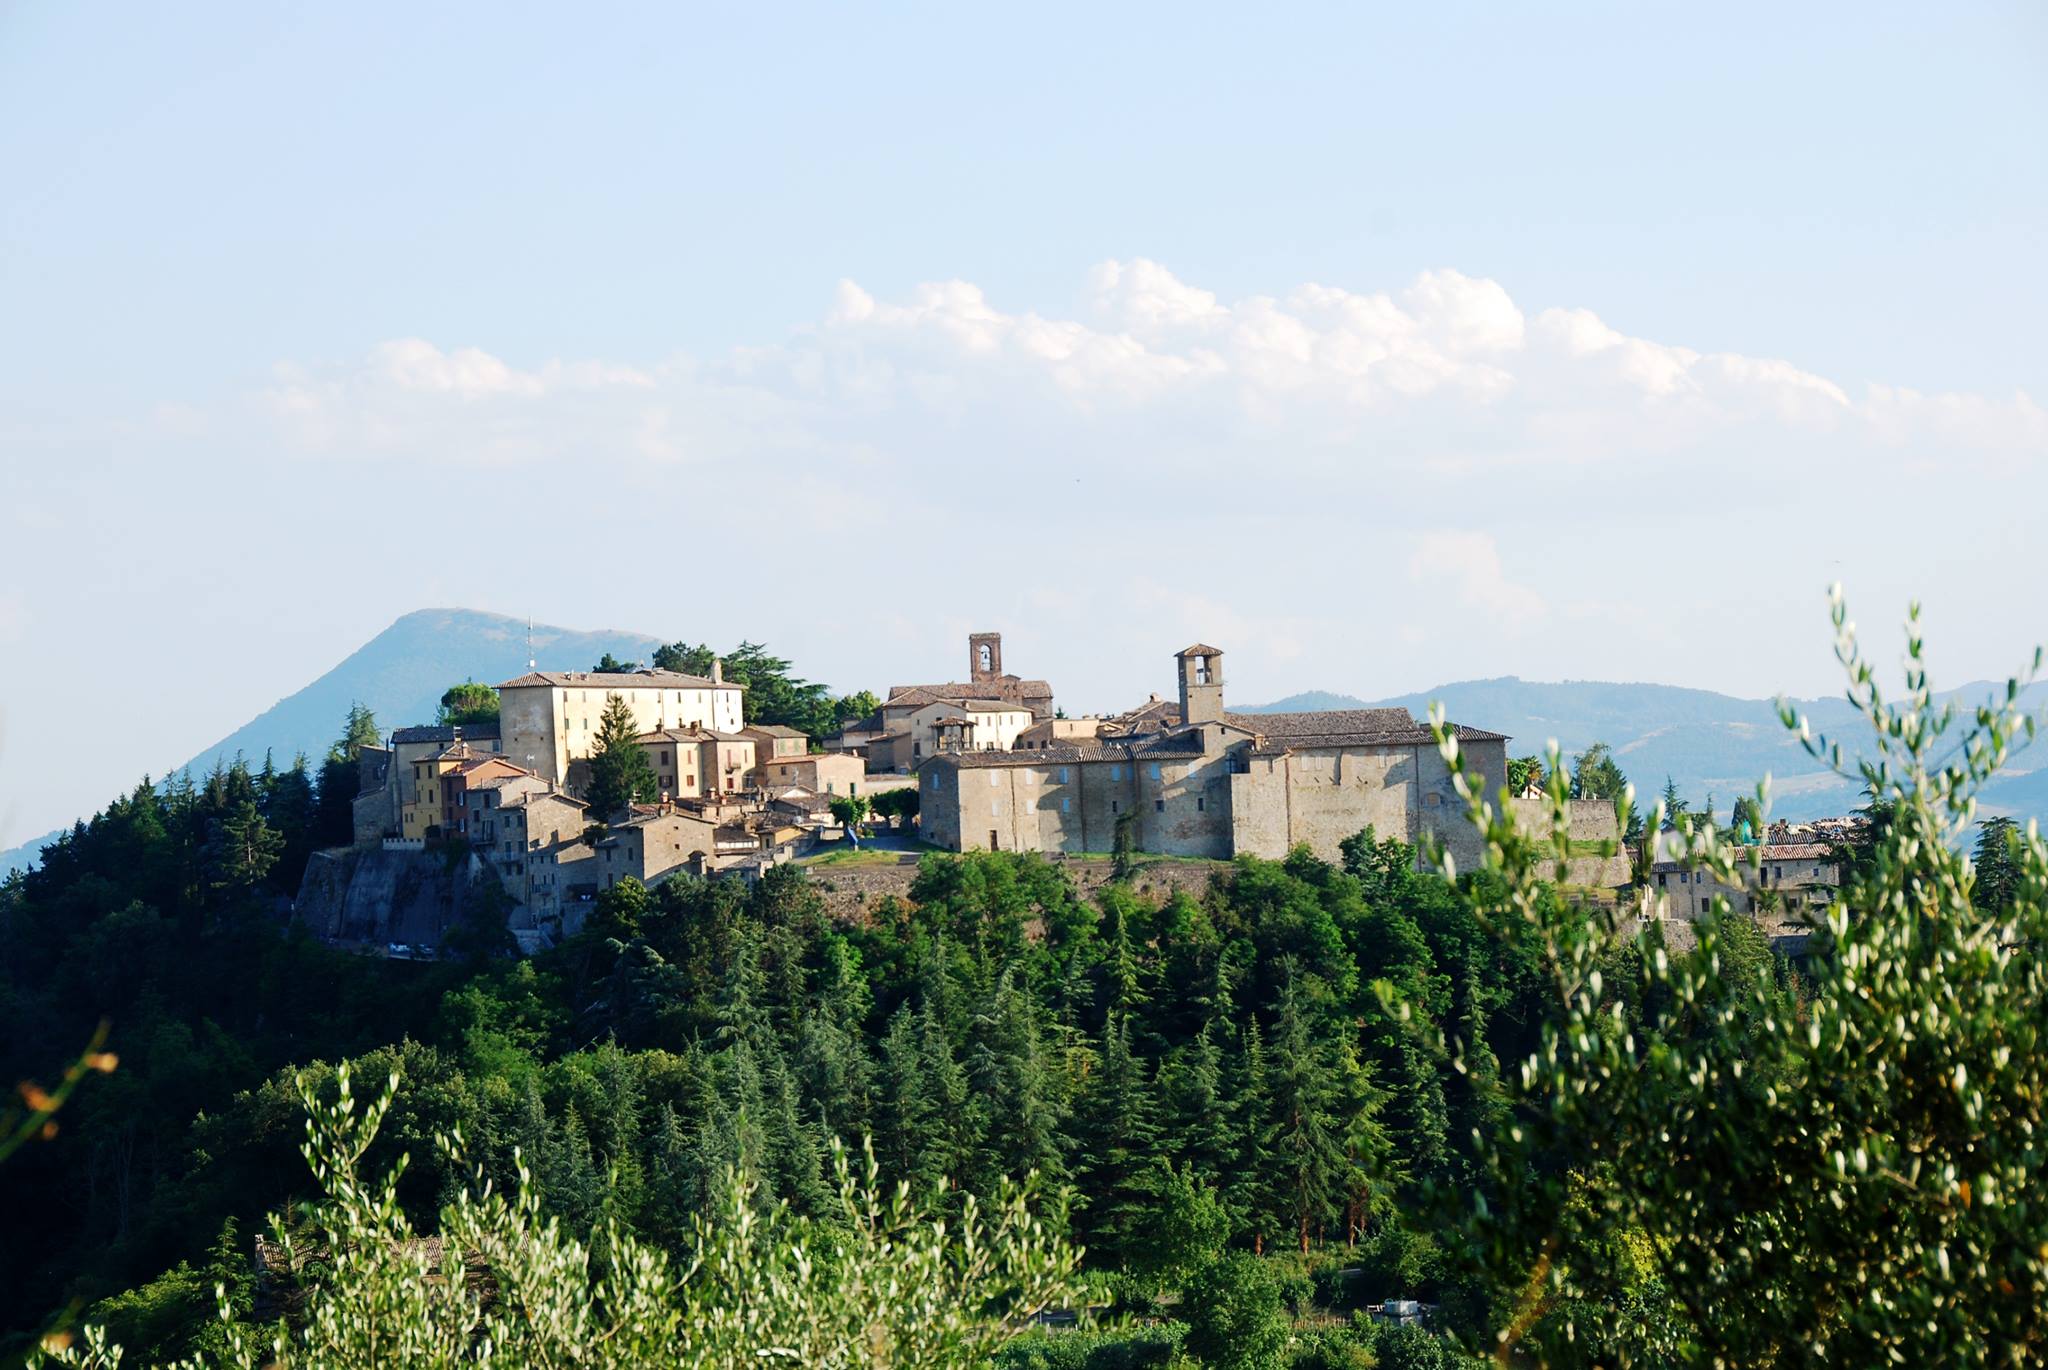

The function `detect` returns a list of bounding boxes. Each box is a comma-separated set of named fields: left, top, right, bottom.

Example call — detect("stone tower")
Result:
left=969, top=631, right=1003, bottom=685
left=1176, top=643, right=1225, bottom=726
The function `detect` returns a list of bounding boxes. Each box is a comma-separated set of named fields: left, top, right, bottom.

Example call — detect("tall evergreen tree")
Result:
left=1259, top=967, right=1350, bottom=1253
left=1072, top=1011, right=1160, bottom=1266
left=1973, top=814, right=2021, bottom=912
left=584, top=692, right=659, bottom=818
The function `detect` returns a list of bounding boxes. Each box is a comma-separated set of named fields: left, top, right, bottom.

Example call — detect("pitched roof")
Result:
left=498, top=669, right=742, bottom=691
left=1226, top=709, right=1509, bottom=748
left=1176, top=643, right=1224, bottom=657
left=637, top=727, right=753, bottom=745
left=392, top=723, right=501, bottom=745
left=741, top=724, right=809, bottom=738
left=887, top=677, right=1055, bottom=705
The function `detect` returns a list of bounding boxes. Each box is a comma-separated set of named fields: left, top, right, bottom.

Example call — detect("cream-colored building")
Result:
left=636, top=727, right=757, bottom=799
left=498, top=668, right=744, bottom=783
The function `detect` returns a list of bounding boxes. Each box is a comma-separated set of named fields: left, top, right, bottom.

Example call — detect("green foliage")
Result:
left=1413, top=588, right=2048, bottom=1364
left=1728, top=794, right=1763, bottom=841
left=1973, top=813, right=2021, bottom=911
left=36, top=1062, right=1081, bottom=1367
left=583, top=692, right=659, bottom=818
left=1182, top=1252, right=1290, bottom=1370
left=1505, top=755, right=1543, bottom=794
left=651, top=640, right=874, bottom=737
left=592, top=651, right=643, bottom=673
left=869, top=786, right=922, bottom=826
left=435, top=681, right=500, bottom=726
left=828, top=793, right=870, bottom=829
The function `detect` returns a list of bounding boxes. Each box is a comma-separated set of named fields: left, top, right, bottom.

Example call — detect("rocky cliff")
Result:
left=295, top=845, right=506, bottom=950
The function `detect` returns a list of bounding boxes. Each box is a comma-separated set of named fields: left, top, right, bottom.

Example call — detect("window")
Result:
left=1059, top=767, right=1070, bottom=783
left=1112, top=801, right=1120, bottom=814
left=1197, top=797, right=1205, bottom=812
left=991, top=800, right=1000, bottom=816
left=1110, top=765, right=1122, bottom=780
left=1024, top=771, right=1036, bottom=785
left=929, top=773, right=940, bottom=791
left=1062, top=798, right=1071, bottom=812
left=1150, top=763, right=1162, bottom=780
left=989, top=772, right=1000, bottom=787
left=1026, top=799, right=1036, bottom=813
left=1155, top=799, right=1165, bottom=812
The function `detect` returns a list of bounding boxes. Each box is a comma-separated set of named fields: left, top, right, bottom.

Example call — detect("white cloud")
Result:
left=253, top=261, right=2043, bottom=490
left=1407, top=531, right=1548, bottom=626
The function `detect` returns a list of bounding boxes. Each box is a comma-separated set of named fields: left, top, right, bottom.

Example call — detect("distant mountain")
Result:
left=1242, top=676, right=2048, bottom=824
left=0, top=609, right=663, bottom=875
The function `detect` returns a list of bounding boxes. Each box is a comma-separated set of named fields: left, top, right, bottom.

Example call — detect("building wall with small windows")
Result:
left=499, top=671, right=744, bottom=783
left=918, top=644, right=1510, bottom=867
left=1651, top=843, right=1837, bottom=920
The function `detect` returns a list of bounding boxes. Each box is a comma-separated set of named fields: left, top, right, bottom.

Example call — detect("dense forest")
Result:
left=5, top=605, right=2045, bottom=1366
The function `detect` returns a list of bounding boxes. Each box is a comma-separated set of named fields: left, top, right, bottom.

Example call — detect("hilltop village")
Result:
left=327, top=631, right=1848, bottom=954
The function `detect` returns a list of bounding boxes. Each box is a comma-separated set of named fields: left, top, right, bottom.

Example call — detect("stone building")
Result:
left=498, top=667, right=744, bottom=784
left=1016, top=716, right=1105, bottom=750
left=741, top=724, right=809, bottom=762
left=755, top=750, right=867, bottom=796
left=592, top=808, right=723, bottom=892
left=920, top=643, right=1509, bottom=868
left=468, top=786, right=591, bottom=931
left=352, top=723, right=501, bottom=844
left=634, top=726, right=758, bottom=799
left=886, top=631, right=1055, bottom=721
left=1651, top=842, right=1838, bottom=920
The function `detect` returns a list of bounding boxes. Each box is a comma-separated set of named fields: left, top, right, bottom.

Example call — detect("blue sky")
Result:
left=2, top=2, right=2044, bottom=845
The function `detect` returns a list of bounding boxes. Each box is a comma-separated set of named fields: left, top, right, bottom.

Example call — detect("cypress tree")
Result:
left=1071, top=1010, right=1160, bottom=1266
left=1262, top=967, right=1350, bottom=1254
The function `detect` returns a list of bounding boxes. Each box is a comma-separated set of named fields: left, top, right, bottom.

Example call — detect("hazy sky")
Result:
left=3, top=2, right=2045, bottom=846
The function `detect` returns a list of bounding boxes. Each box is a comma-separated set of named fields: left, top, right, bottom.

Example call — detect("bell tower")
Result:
left=969, top=631, right=1003, bottom=685
left=1176, top=644, right=1225, bottom=726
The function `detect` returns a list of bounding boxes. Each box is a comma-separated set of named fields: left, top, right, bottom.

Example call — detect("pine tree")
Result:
left=584, top=693, right=659, bottom=818
left=1973, top=815, right=2022, bottom=912
left=874, top=1004, right=947, bottom=1198
left=208, top=799, right=283, bottom=893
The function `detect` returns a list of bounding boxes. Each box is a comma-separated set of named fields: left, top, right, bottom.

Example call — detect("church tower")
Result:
left=969, top=631, right=1003, bottom=685
left=1176, top=644, right=1225, bottom=726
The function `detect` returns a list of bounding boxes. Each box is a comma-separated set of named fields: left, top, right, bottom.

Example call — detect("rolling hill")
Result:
left=1243, top=675, right=2048, bottom=824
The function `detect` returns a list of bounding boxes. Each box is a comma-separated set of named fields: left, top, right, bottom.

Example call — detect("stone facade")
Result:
left=498, top=668, right=744, bottom=783
left=1651, top=842, right=1838, bottom=920
left=755, top=750, right=867, bottom=796
left=921, top=644, right=1509, bottom=869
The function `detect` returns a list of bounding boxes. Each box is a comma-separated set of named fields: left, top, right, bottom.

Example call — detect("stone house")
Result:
left=741, top=724, right=809, bottom=761
left=1651, top=842, right=1838, bottom=920
left=1015, top=717, right=1105, bottom=750
left=593, top=808, right=723, bottom=891
left=477, top=788, right=591, bottom=932
left=755, top=750, right=867, bottom=796
left=634, top=726, right=758, bottom=799
left=498, top=667, right=744, bottom=784
left=920, top=644, right=1509, bottom=868
left=353, top=723, right=501, bottom=843
left=401, top=746, right=528, bottom=839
